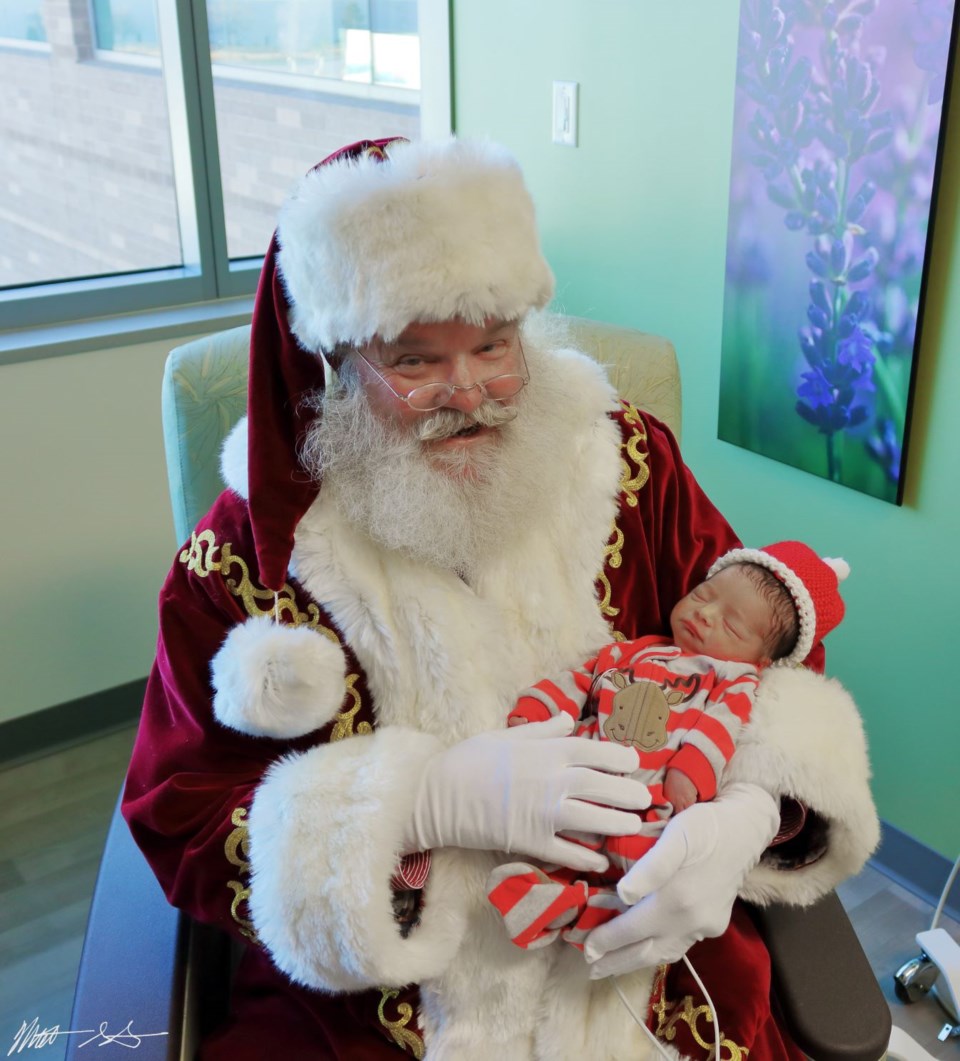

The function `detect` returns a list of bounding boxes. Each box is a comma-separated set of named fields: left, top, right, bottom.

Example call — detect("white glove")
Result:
left=582, top=781, right=779, bottom=977
left=401, top=714, right=652, bottom=874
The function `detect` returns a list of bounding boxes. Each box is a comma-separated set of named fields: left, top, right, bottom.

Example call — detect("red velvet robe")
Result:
left=123, top=403, right=808, bottom=1059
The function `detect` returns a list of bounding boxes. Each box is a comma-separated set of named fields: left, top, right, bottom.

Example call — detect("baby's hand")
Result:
left=507, top=716, right=529, bottom=727
left=663, top=768, right=697, bottom=814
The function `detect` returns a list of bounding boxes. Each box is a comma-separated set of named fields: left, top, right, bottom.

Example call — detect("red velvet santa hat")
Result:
left=707, top=540, right=850, bottom=666
left=245, top=137, right=555, bottom=590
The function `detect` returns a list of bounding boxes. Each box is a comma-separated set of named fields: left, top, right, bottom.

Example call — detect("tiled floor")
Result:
left=0, top=724, right=956, bottom=1059
left=0, top=726, right=137, bottom=1061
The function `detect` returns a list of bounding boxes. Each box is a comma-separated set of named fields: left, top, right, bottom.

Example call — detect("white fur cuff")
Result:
left=247, top=726, right=468, bottom=992
left=211, top=616, right=347, bottom=739
left=727, top=667, right=880, bottom=907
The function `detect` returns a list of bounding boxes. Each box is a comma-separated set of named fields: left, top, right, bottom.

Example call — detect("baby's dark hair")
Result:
left=735, top=562, right=799, bottom=661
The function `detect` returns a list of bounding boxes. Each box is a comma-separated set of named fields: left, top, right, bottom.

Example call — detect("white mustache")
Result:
left=416, top=401, right=518, bottom=442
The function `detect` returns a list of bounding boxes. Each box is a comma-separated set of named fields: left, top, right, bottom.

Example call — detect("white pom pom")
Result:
left=823, top=557, right=850, bottom=581
left=211, top=616, right=347, bottom=738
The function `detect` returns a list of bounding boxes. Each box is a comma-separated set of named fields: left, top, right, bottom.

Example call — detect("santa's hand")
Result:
left=582, top=782, right=779, bottom=978
left=401, top=714, right=651, bottom=874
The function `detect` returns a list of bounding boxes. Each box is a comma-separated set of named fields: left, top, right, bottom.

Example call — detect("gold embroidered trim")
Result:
left=598, top=523, right=624, bottom=625
left=224, top=807, right=258, bottom=942
left=618, top=399, right=651, bottom=507
left=183, top=529, right=374, bottom=935
left=377, top=988, right=425, bottom=1058
left=596, top=403, right=651, bottom=639
left=179, top=529, right=367, bottom=739
left=650, top=964, right=749, bottom=1060
left=366, top=142, right=392, bottom=162
left=180, top=531, right=323, bottom=627
left=330, top=674, right=372, bottom=741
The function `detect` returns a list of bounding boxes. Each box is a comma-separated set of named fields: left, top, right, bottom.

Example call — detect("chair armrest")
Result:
left=68, top=793, right=186, bottom=1060
left=748, top=892, right=891, bottom=1061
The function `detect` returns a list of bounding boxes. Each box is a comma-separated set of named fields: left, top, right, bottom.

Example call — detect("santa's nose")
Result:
left=443, top=383, right=486, bottom=413
left=439, top=356, right=489, bottom=413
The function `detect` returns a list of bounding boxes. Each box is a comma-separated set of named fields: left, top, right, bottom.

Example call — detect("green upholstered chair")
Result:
left=70, top=316, right=892, bottom=1061
left=161, top=324, right=251, bottom=546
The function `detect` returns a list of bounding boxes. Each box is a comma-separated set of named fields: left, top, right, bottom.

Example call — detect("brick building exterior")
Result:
left=0, top=0, right=418, bottom=287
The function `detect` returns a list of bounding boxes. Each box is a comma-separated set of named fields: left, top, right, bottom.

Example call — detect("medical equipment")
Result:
left=894, top=852, right=960, bottom=1042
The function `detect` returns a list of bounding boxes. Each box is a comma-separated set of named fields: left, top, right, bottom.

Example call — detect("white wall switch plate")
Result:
left=552, top=81, right=579, bottom=147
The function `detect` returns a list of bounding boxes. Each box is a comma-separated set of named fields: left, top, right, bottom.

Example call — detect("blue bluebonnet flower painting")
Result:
left=718, top=0, right=957, bottom=502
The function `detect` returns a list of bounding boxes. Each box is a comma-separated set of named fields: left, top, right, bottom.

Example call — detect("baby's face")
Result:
left=670, top=566, right=775, bottom=665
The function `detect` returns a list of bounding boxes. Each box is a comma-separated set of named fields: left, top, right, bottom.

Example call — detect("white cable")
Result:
left=930, top=852, right=960, bottom=932
left=613, top=977, right=676, bottom=1060
left=613, top=955, right=722, bottom=1059
left=681, top=954, right=722, bottom=1059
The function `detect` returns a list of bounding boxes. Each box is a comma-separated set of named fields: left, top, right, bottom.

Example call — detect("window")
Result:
left=91, top=0, right=157, bottom=56
left=0, top=0, right=450, bottom=331
left=1, top=7, right=181, bottom=293
left=0, top=1, right=47, bottom=46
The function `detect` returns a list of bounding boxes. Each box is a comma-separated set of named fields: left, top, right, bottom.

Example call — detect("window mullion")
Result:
left=156, top=0, right=224, bottom=301
left=418, top=0, right=452, bottom=137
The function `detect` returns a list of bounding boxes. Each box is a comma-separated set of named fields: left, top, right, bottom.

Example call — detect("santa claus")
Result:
left=123, top=136, right=878, bottom=1059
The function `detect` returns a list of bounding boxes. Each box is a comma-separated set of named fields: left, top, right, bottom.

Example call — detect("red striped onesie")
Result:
left=488, top=634, right=760, bottom=949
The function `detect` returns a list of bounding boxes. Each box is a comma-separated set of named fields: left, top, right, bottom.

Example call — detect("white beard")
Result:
left=299, top=338, right=562, bottom=581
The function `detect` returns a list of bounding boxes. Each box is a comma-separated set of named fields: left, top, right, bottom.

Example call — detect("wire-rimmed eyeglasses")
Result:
left=354, top=339, right=529, bottom=412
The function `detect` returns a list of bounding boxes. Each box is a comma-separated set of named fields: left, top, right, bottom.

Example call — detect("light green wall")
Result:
left=0, top=338, right=198, bottom=724
left=454, top=1, right=959, bottom=857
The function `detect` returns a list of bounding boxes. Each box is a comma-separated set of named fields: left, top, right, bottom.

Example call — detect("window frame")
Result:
left=0, top=0, right=451, bottom=343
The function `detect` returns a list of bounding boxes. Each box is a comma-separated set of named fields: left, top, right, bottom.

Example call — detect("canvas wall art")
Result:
left=719, top=0, right=958, bottom=503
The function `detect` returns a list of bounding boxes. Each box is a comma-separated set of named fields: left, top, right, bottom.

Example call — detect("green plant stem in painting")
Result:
left=827, top=155, right=853, bottom=487
left=826, top=431, right=840, bottom=482
left=873, top=354, right=907, bottom=432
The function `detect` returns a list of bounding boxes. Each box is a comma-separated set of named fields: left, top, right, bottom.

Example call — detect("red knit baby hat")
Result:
left=707, top=540, right=850, bottom=666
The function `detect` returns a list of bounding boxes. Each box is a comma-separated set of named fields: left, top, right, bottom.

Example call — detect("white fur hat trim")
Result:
left=211, top=616, right=348, bottom=738
left=276, top=137, right=555, bottom=352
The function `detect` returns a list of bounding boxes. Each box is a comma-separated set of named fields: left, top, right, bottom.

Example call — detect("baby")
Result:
left=488, top=540, right=849, bottom=950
